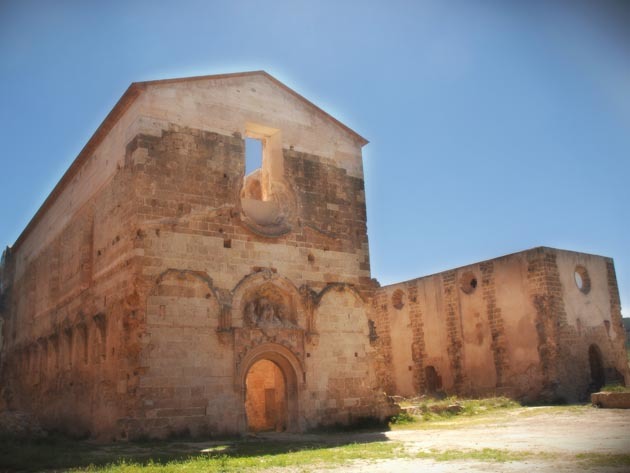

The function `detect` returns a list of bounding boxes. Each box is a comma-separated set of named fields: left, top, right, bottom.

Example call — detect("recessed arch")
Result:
left=151, top=268, right=219, bottom=300
left=148, top=268, right=221, bottom=329
left=314, top=283, right=368, bottom=338
left=315, top=282, right=365, bottom=306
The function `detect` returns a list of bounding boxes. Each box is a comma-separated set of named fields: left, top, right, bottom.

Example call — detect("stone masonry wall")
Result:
left=379, top=247, right=628, bottom=403
left=121, top=122, right=389, bottom=437
left=0, top=164, right=144, bottom=439
left=552, top=250, right=629, bottom=402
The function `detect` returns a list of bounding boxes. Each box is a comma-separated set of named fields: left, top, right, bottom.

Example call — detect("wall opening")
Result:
left=459, top=271, right=478, bottom=295
left=574, top=266, right=591, bottom=294
left=424, top=365, right=442, bottom=394
left=392, top=289, right=406, bottom=310
left=239, top=125, right=294, bottom=236
left=588, top=344, right=605, bottom=392
left=243, top=137, right=264, bottom=201
left=245, top=137, right=263, bottom=176
left=245, top=359, right=288, bottom=432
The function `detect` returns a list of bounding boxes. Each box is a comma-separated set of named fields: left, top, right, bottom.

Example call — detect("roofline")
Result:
left=140, top=71, right=369, bottom=146
left=11, top=70, right=368, bottom=252
left=381, top=246, right=614, bottom=288
left=12, top=82, right=143, bottom=251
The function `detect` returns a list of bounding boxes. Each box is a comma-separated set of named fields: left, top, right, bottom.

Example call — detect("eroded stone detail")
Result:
left=244, top=298, right=296, bottom=328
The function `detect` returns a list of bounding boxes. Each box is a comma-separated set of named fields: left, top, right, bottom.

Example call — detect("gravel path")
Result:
left=383, top=407, right=630, bottom=455
left=260, top=407, right=630, bottom=472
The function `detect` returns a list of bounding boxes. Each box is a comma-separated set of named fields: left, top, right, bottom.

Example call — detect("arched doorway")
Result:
left=238, top=343, right=302, bottom=433
left=245, top=359, right=287, bottom=432
left=588, top=344, right=605, bottom=392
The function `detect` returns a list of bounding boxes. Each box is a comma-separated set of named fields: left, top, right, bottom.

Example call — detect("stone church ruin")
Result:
left=0, top=71, right=628, bottom=440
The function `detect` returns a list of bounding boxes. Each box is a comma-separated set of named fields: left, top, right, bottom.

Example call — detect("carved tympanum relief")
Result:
left=242, top=283, right=298, bottom=329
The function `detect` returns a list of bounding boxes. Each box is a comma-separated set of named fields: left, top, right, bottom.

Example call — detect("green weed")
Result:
left=576, top=453, right=630, bottom=468
left=390, top=396, right=520, bottom=429
left=415, top=448, right=534, bottom=463
left=600, top=383, right=630, bottom=393
left=389, top=411, right=416, bottom=425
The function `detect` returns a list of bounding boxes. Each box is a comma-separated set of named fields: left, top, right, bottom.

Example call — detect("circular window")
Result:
left=574, top=266, right=591, bottom=294
left=392, top=289, right=406, bottom=310
left=460, top=271, right=478, bottom=295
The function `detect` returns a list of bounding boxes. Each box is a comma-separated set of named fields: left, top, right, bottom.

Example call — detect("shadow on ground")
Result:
left=0, top=429, right=391, bottom=472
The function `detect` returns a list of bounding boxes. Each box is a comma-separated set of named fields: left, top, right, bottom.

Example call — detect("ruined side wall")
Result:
left=375, top=265, right=507, bottom=399
left=552, top=251, right=629, bottom=401
left=378, top=247, right=628, bottom=402
left=0, top=98, right=149, bottom=439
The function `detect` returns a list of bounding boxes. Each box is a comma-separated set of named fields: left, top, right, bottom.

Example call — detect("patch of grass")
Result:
left=415, top=448, right=534, bottom=463
left=576, top=453, right=630, bottom=468
left=389, top=411, right=416, bottom=425
left=600, top=383, right=630, bottom=393
left=390, top=396, right=520, bottom=429
left=76, top=441, right=401, bottom=473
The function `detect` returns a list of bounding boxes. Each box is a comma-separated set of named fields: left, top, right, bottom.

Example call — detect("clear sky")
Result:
left=1, top=0, right=629, bottom=316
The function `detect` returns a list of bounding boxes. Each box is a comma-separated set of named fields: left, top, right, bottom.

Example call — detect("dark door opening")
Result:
left=588, top=344, right=605, bottom=393
left=425, top=365, right=443, bottom=394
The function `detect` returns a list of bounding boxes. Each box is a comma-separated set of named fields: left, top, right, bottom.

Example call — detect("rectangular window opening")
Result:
left=245, top=137, right=263, bottom=176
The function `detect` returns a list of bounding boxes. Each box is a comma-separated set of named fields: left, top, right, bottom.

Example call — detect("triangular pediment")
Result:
left=135, top=71, right=367, bottom=146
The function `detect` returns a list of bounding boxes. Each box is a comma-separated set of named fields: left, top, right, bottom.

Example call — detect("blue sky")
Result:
left=1, top=0, right=629, bottom=316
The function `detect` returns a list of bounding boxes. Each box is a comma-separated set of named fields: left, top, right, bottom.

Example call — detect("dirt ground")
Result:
left=260, top=407, right=630, bottom=472
left=5, top=406, right=626, bottom=472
